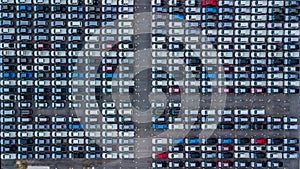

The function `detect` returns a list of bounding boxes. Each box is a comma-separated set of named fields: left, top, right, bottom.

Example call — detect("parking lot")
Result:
left=1, top=0, right=300, bottom=168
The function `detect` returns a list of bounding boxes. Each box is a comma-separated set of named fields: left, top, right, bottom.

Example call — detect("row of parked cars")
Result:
left=153, top=137, right=299, bottom=145
left=1, top=152, right=134, bottom=160
left=152, top=0, right=299, bottom=7
left=152, top=137, right=298, bottom=167
left=153, top=160, right=286, bottom=168
left=152, top=122, right=298, bottom=130
left=152, top=115, right=298, bottom=124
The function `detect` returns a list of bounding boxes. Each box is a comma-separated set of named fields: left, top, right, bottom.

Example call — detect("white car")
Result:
left=35, top=131, right=50, bottom=137
left=201, top=110, right=215, bottom=115
left=266, top=145, right=282, bottom=151
left=168, top=124, right=184, bottom=130
left=234, top=152, right=250, bottom=159
left=267, top=153, right=283, bottom=159
left=234, top=109, right=248, bottom=115
left=103, top=153, right=118, bottom=159
left=102, top=131, right=118, bottom=137
left=119, top=14, right=134, bottom=20
left=201, top=145, right=216, bottom=151
left=119, top=153, right=134, bottom=159
left=18, top=131, right=34, bottom=137
left=151, top=102, right=164, bottom=108
left=283, top=153, right=298, bottom=159
left=118, top=0, right=134, bottom=5
left=283, top=117, right=298, bottom=123
left=250, top=109, right=265, bottom=115
left=201, top=124, right=217, bottom=130
left=283, top=124, right=298, bottom=130
left=52, top=131, right=68, bottom=137
left=119, top=131, right=134, bottom=137
left=102, top=102, right=115, bottom=108
left=168, top=153, right=184, bottom=159
left=102, top=124, right=118, bottom=130
left=185, top=146, right=200, bottom=151
left=119, top=146, right=134, bottom=152
left=152, top=138, right=168, bottom=145
left=1, top=132, right=16, bottom=138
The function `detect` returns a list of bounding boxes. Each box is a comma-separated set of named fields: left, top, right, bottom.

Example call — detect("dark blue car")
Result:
left=202, top=73, right=217, bottom=79
left=17, top=5, right=32, bottom=11
left=185, top=138, right=200, bottom=144
left=173, top=14, right=185, bottom=20
left=202, top=7, right=217, bottom=14
left=152, top=123, right=168, bottom=129
left=2, top=72, right=15, bottom=78
left=173, top=138, right=185, bottom=144
left=102, top=73, right=118, bottom=79
left=218, top=138, right=233, bottom=144
left=20, top=72, right=32, bottom=78
left=68, top=124, right=84, bottom=130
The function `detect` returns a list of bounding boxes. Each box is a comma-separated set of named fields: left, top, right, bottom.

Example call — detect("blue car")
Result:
left=69, top=73, right=84, bottom=78
left=20, top=72, right=32, bottom=78
left=17, top=5, right=32, bottom=11
left=68, top=124, right=84, bottom=130
left=152, top=123, right=168, bottom=129
left=2, top=72, right=15, bottom=78
left=102, top=73, right=118, bottom=79
left=185, top=138, right=200, bottom=144
left=201, top=73, right=216, bottom=79
left=173, top=14, right=184, bottom=20
left=173, top=138, right=185, bottom=144
left=202, top=7, right=217, bottom=14
left=218, top=138, right=233, bottom=144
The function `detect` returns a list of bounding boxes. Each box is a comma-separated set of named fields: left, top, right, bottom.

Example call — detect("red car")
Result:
left=156, top=152, right=168, bottom=159
left=102, top=66, right=113, bottom=72
left=34, top=43, right=50, bottom=50
left=202, top=0, right=218, bottom=6
left=218, top=161, right=232, bottom=168
left=168, top=87, right=180, bottom=94
left=218, top=87, right=234, bottom=93
left=218, top=66, right=233, bottom=72
left=250, top=138, right=266, bottom=145
left=217, top=145, right=233, bottom=151
left=250, top=88, right=264, bottom=94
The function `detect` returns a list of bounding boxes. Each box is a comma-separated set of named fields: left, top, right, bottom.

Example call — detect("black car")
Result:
left=17, top=43, right=33, bottom=49
left=267, top=138, right=283, bottom=145
left=186, top=152, right=201, bottom=158
left=284, top=59, right=299, bottom=65
left=218, top=124, right=234, bottom=129
left=185, top=58, right=201, bottom=66
left=218, top=153, right=233, bottom=158
left=251, top=124, right=266, bottom=130
left=203, top=138, right=218, bottom=145
left=35, top=5, right=50, bottom=12
left=235, top=59, right=250, bottom=65
left=234, top=138, right=250, bottom=144
left=251, top=152, right=266, bottom=158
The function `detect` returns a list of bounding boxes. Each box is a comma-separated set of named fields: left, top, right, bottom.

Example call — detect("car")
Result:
left=284, top=138, right=299, bottom=145
left=218, top=138, right=233, bottom=145
left=152, top=161, right=167, bottom=168
left=250, top=138, right=266, bottom=145
left=202, top=138, right=218, bottom=145
left=250, top=109, right=265, bottom=115
left=283, top=117, right=298, bottom=123
left=283, top=153, right=298, bottom=159
left=283, top=124, right=298, bottom=130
